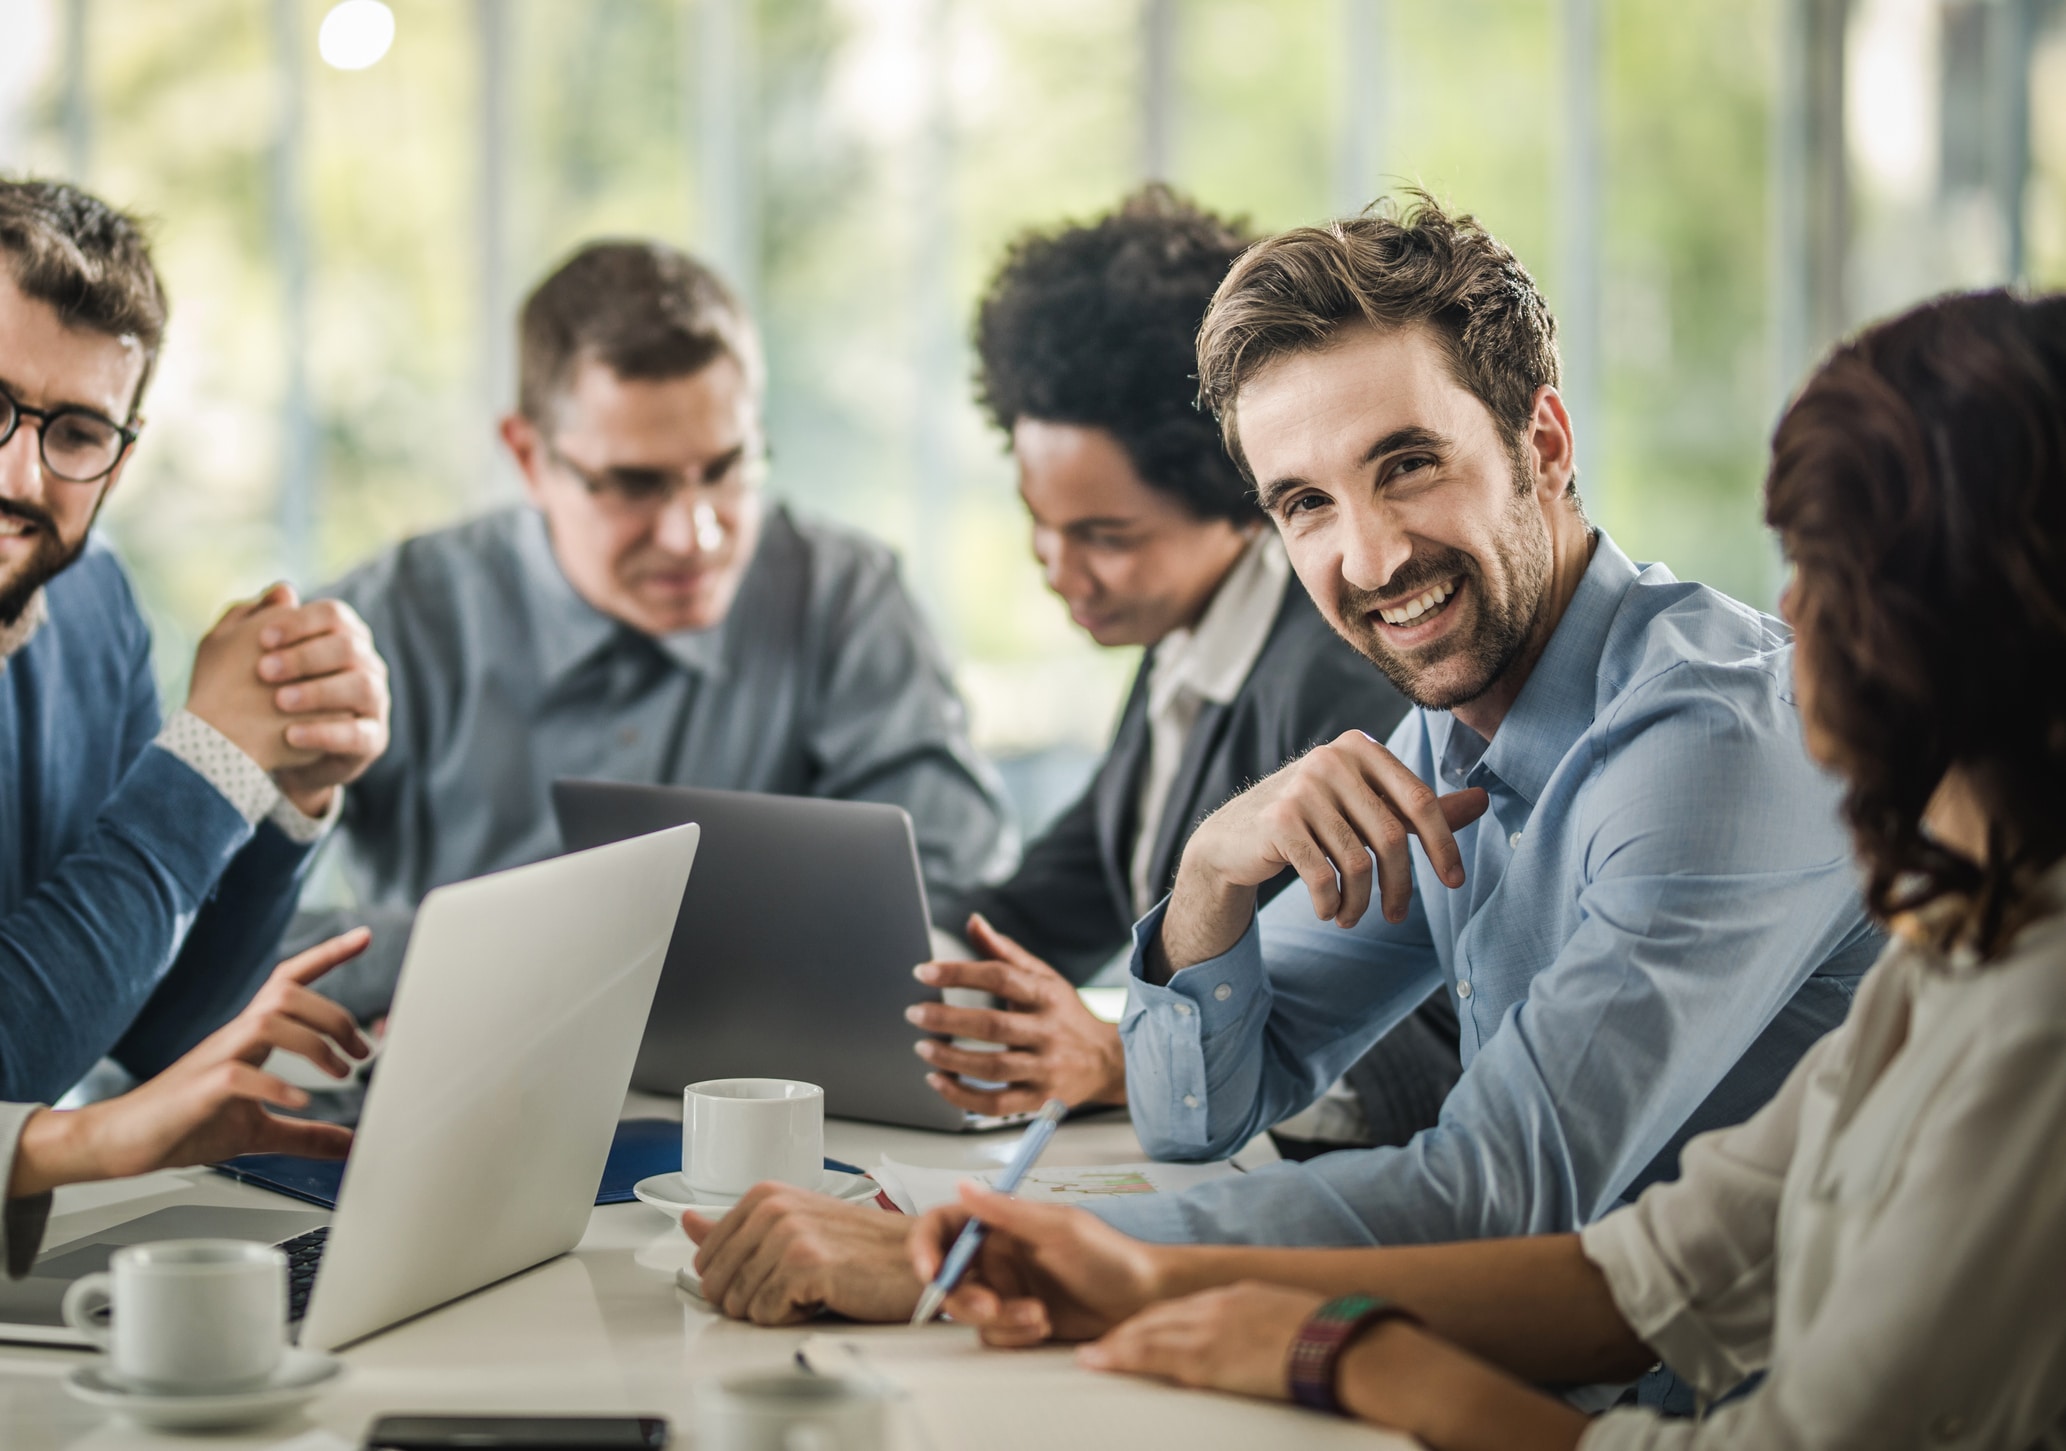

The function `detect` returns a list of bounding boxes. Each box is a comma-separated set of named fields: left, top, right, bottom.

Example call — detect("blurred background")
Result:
left=1, top=0, right=2061, bottom=831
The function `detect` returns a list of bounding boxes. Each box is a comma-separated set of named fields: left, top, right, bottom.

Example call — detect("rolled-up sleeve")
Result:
left=1581, top=1014, right=2066, bottom=1450
left=1577, top=1040, right=1816, bottom=1400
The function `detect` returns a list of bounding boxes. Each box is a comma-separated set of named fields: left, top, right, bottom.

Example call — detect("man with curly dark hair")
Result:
left=679, top=188, right=1449, bottom=1329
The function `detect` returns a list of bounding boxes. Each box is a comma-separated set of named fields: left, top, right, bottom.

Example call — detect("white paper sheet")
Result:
left=869, top=1157, right=1234, bottom=1216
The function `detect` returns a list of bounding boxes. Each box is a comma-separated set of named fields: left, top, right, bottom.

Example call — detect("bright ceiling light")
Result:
left=318, top=0, right=396, bottom=71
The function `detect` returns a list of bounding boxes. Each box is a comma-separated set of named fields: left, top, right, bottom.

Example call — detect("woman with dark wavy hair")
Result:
left=905, top=289, right=2066, bottom=1450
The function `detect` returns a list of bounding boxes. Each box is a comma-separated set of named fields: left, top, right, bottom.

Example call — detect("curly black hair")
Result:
left=973, top=185, right=1259, bottom=522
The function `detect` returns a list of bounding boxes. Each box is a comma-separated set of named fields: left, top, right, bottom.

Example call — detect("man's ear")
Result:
left=1525, top=385, right=1577, bottom=504
left=500, top=413, right=549, bottom=509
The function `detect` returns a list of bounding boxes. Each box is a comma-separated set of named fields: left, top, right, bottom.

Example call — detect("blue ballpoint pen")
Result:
left=909, top=1098, right=1068, bottom=1326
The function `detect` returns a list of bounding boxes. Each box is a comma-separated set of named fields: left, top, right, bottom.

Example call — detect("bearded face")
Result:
left=0, top=492, right=95, bottom=626
left=1322, top=448, right=1552, bottom=711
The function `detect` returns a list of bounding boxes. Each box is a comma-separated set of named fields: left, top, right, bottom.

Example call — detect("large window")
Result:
left=2, top=0, right=2059, bottom=817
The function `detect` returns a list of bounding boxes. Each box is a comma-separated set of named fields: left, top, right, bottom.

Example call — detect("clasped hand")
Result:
left=184, top=582, right=390, bottom=818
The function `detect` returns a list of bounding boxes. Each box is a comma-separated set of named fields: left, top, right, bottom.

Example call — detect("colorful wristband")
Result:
left=1286, top=1293, right=1419, bottom=1415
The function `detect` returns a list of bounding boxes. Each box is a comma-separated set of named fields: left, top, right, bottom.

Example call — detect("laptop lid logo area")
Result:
left=296, top=823, right=698, bottom=1351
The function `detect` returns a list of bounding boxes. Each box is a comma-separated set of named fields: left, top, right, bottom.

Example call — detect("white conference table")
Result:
left=0, top=1092, right=1413, bottom=1450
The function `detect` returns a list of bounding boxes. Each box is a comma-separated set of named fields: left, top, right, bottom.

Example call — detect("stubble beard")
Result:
left=1336, top=470, right=1555, bottom=713
left=0, top=497, right=93, bottom=627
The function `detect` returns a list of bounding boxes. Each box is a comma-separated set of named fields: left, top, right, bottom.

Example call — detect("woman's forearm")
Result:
left=1338, top=1320, right=1593, bottom=1451
left=1152, top=1233, right=1655, bottom=1385
left=7, top=1107, right=101, bottom=1199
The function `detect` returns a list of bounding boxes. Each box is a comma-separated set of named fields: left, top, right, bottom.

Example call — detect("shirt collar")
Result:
left=512, top=507, right=735, bottom=686
left=1147, top=529, right=1290, bottom=716
left=1437, top=530, right=1638, bottom=805
left=0, top=588, right=49, bottom=669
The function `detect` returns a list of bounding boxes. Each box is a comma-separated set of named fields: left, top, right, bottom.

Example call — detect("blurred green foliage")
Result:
left=10, top=0, right=2056, bottom=747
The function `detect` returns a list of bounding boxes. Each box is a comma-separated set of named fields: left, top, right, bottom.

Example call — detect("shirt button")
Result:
left=1182, top=1094, right=1199, bottom=1109
left=1456, top=980, right=1472, bottom=999
left=1508, top=831, right=1523, bottom=848
left=1931, top=1414, right=1966, bottom=1440
left=1173, top=1001, right=1193, bottom=1017
left=1213, top=983, right=1232, bottom=1002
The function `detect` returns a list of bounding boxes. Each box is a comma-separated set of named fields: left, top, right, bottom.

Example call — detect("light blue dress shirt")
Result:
left=1100, top=534, right=1884, bottom=1246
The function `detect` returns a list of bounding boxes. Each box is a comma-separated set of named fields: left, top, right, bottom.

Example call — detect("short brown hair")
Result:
left=517, top=240, right=762, bottom=425
left=1765, top=289, right=2066, bottom=958
left=0, top=178, right=167, bottom=420
left=1197, top=192, right=1561, bottom=488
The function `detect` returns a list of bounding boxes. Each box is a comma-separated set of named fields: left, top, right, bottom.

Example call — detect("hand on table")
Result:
left=910, top=1183, right=1166, bottom=1346
left=1159, top=730, right=1488, bottom=975
left=908, top=914, right=1127, bottom=1116
left=9, top=930, right=374, bottom=1198
left=1076, top=1280, right=1326, bottom=1399
left=683, top=1183, right=919, bottom=1325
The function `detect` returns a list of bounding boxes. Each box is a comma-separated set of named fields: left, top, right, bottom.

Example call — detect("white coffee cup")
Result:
left=684, top=1077, right=824, bottom=1201
left=694, top=1370, right=887, bottom=1451
left=62, top=1239, right=287, bottom=1394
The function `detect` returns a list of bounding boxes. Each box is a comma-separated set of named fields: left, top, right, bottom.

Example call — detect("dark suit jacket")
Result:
left=937, top=575, right=1413, bottom=984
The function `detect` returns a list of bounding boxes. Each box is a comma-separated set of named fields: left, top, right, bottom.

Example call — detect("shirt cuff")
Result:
left=153, top=710, right=280, bottom=827
left=1580, top=1209, right=1740, bottom=1399
left=1120, top=897, right=1268, bottom=1145
left=267, top=784, right=340, bottom=845
left=0, top=1102, right=53, bottom=1279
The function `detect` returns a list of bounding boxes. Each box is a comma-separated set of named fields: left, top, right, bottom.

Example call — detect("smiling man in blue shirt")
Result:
left=667, top=197, right=1883, bottom=1336
left=1099, top=194, right=1881, bottom=1248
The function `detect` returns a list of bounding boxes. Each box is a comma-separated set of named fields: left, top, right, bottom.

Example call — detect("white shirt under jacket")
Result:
left=1579, top=863, right=2066, bottom=1450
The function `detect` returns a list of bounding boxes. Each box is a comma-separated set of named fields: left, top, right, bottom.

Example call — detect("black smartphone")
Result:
left=364, top=1415, right=668, bottom=1450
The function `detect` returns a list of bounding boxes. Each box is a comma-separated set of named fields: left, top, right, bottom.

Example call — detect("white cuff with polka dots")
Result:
left=268, top=784, right=339, bottom=844
left=153, top=709, right=336, bottom=844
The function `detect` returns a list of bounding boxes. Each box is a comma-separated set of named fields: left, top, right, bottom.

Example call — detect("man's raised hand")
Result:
left=1158, top=731, right=1487, bottom=976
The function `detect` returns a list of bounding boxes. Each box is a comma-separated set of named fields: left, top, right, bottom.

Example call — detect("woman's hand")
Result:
left=909, top=1183, right=1168, bottom=1345
left=1081, top=1280, right=1595, bottom=1451
left=10, top=930, right=375, bottom=1197
left=1076, top=1280, right=1324, bottom=1399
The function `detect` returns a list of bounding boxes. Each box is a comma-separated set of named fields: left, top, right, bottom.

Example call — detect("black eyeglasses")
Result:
left=545, top=441, right=768, bottom=515
left=0, top=384, right=139, bottom=484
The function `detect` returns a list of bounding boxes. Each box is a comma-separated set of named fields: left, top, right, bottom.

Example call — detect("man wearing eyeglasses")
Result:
left=0, top=179, right=392, bottom=1102
left=287, top=241, right=1012, bottom=1017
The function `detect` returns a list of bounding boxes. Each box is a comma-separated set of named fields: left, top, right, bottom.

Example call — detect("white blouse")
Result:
left=1580, top=867, right=2066, bottom=1450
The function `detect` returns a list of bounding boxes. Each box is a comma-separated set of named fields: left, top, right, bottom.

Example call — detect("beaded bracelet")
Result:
left=1285, top=1293, right=1420, bottom=1415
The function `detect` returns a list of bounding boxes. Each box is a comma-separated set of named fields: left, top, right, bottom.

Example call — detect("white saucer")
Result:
left=633, top=1169, right=879, bottom=1220
left=65, top=1347, right=342, bottom=1430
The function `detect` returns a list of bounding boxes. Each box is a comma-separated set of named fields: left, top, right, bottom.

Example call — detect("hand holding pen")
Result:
left=910, top=1099, right=1067, bottom=1326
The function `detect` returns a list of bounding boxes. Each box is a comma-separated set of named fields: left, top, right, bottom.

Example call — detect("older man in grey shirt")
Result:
left=293, top=241, right=1011, bottom=1017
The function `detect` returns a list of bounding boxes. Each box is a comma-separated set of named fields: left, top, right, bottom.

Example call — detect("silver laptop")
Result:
left=552, top=780, right=991, bottom=1133
left=0, top=823, right=698, bottom=1351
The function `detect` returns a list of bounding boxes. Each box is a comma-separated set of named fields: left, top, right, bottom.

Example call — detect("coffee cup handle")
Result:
left=61, top=1273, right=114, bottom=1350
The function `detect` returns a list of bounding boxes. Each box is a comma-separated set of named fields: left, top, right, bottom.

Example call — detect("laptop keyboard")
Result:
left=280, top=1225, right=329, bottom=1323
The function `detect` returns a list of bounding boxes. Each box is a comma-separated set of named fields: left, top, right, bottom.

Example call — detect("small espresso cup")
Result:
left=62, top=1239, right=287, bottom=1394
left=694, top=1370, right=887, bottom=1451
left=684, top=1077, right=824, bottom=1201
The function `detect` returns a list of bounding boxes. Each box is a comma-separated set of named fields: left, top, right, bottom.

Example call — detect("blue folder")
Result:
left=213, top=1118, right=863, bottom=1209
